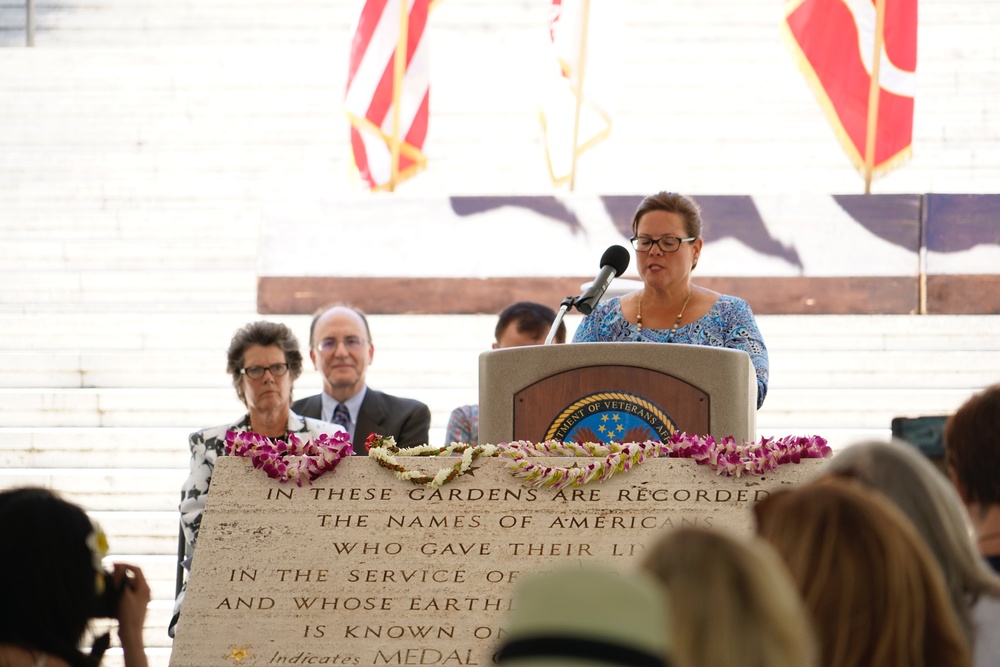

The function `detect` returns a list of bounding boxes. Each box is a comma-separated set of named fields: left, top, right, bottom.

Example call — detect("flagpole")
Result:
left=568, top=0, right=591, bottom=192
left=389, top=0, right=410, bottom=192
left=863, top=0, right=887, bottom=194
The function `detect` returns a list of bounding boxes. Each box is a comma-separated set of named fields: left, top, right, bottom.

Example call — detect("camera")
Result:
left=90, top=569, right=126, bottom=618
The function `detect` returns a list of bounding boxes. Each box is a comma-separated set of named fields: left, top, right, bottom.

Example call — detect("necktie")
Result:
left=332, top=403, right=351, bottom=430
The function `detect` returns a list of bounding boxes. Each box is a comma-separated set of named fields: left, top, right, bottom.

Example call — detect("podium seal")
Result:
left=544, top=391, right=678, bottom=443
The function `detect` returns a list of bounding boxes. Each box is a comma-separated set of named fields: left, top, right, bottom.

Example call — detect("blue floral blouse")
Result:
left=572, top=295, right=769, bottom=408
left=445, top=404, right=479, bottom=446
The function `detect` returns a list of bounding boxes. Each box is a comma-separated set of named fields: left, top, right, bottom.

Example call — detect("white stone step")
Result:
left=0, top=387, right=240, bottom=428
left=0, top=239, right=256, bottom=270
left=769, top=350, right=1000, bottom=388
left=0, top=88, right=343, bottom=121
left=0, top=269, right=255, bottom=305
left=0, top=208, right=262, bottom=237
left=0, top=312, right=268, bottom=349
left=0, top=178, right=300, bottom=203
left=4, top=345, right=998, bottom=389
left=756, top=387, right=972, bottom=429
left=0, top=468, right=187, bottom=511
left=0, top=313, right=500, bottom=350
left=0, top=348, right=476, bottom=387
left=0, top=387, right=471, bottom=428
left=0, top=427, right=192, bottom=468
left=757, top=315, right=1000, bottom=351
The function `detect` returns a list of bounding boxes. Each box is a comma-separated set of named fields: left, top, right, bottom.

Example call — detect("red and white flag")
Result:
left=783, top=0, right=917, bottom=182
left=345, top=0, right=430, bottom=191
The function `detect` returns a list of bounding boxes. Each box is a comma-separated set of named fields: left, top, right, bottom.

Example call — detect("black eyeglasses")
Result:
left=630, top=236, right=696, bottom=253
left=240, top=363, right=289, bottom=380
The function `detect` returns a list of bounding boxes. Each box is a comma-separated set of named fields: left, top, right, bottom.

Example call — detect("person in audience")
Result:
left=572, top=191, right=768, bottom=408
left=640, top=527, right=817, bottom=667
left=292, top=304, right=431, bottom=453
left=945, top=384, right=1000, bottom=574
left=445, top=301, right=566, bottom=446
left=824, top=438, right=1000, bottom=665
left=171, top=320, right=345, bottom=636
left=754, top=478, right=971, bottom=667
left=0, top=487, right=151, bottom=667
left=494, top=565, right=673, bottom=667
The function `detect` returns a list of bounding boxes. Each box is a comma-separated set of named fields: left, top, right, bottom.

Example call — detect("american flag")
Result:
left=344, top=0, right=431, bottom=190
left=783, top=0, right=917, bottom=184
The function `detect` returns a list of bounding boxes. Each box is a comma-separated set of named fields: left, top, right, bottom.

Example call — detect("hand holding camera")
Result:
left=90, top=563, right=151, bottom=667
left=92, top=563, right=150, bottom=620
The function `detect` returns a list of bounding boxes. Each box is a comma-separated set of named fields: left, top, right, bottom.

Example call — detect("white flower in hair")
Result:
left=86, top=521, right=110, bottom=593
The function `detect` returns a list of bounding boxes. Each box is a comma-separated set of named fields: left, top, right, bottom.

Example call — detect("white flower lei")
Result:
left=366, top=433, right=830, bottom=489
left=365, top=435, right=499, bottom=488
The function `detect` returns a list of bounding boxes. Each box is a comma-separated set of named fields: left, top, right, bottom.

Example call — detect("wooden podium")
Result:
left=478, top=342, right=756, bottom=444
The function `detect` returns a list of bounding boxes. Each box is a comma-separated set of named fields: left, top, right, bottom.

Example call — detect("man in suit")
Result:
left=292, top=305, right=431, bottom=454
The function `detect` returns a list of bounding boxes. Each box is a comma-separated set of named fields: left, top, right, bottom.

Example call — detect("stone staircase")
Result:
left=2, top=1, right=999, bottom=665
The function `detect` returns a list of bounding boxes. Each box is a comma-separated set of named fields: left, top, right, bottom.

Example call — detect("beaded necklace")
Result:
left=637, top=289, right=692, bottom=340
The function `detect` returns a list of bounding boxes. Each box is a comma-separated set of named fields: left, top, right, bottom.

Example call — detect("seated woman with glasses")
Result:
left=572, top=191, right=768, bottom=408
left=170, top=321, right=346, bottom=637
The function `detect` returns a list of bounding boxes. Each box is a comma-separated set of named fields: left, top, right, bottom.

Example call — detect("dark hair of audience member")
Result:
left=0, top=487, right=101, bottom=667
left=226, top=320, right=304, bottom=403
left=825, top=438, right=1000, bottom=642
left=755, top=479, right=971, bottom=667
left=945, top=383, right=1000, bottom=507
left=641, top=526, right=817, bottom=667
left=495, top=301, right=565, bottom=344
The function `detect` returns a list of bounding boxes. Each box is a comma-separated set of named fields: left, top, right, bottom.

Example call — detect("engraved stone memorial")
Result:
left=169, top=454, right=823, bottom=667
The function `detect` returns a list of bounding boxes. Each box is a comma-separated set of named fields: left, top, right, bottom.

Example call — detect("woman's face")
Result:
left=240, top=344, right=293, bottom=414
left=634, top=210, right=702, bottom=289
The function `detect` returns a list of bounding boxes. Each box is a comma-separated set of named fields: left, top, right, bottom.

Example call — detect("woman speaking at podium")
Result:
left=572, top=191, right=769, bottom=409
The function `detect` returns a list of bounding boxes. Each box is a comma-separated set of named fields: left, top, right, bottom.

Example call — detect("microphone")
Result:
left=574, top=245, right=631, bottom=315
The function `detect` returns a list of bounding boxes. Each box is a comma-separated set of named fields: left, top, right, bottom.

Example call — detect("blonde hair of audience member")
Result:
left=824, top=438, right=1000, bottom=642
left=755, top=479, right=971, bottom=667
left=640, top=527, right=817, bottom=667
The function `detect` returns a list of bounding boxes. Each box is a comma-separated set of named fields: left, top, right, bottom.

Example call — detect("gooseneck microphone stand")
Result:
left=544, top=295, right=578, bottom=345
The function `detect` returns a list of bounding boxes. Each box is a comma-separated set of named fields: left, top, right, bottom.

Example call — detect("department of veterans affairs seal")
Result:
left=544, top=391, right=678, bottom=443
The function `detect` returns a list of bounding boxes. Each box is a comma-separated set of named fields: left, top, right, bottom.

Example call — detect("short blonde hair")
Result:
left=640, top=527, right=817, bottom=667
left=755, top=479, right=971, bottom=667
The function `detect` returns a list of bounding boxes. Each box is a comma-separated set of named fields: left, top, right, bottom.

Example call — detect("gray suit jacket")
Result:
left=291, top=388, right=431, bottom=454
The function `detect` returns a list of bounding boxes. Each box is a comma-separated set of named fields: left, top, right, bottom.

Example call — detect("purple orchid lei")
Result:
left=225, top=430, right=354, bottom=487
left=664, top=432, right=832, bottom=476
